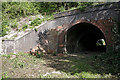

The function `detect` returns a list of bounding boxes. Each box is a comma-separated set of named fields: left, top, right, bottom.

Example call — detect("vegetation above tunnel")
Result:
left=1, top=2, right=104, bottom=37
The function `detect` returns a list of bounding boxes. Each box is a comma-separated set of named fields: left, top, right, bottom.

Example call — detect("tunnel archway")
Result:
left=66, top=23, right=107, bottom=53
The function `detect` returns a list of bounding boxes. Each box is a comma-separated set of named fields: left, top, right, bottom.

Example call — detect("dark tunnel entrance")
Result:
left=66, top=23, right=106, bottom=53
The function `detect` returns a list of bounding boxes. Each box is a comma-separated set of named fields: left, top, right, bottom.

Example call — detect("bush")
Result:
left=92, top=49, right=120, bottom=77
left=2, top=2, right=38, bottom=20
left=30, top=18, right=42, bottom=26
left=11, top=21, right=18, bottom=29
left=22, top=24, right=28, bottom=30
left=1, top=20, right=9, bottom=36
left=77, top=2, right=93, bottom=11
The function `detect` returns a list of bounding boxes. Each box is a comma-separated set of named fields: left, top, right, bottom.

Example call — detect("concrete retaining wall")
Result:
left=0, top=38, right=2, bottom=54
left=2, top=40, right=14, bottom=54
left=2, top=22, right=47, bottom=54
left=14, top=29, right=38, bottom=53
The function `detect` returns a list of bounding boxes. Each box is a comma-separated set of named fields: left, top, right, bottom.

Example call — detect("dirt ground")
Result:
left=2, top=52, right=114, bottom=78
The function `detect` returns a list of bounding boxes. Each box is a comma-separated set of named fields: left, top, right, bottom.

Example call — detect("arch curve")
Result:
left=65, top=22, right=107, bottom=53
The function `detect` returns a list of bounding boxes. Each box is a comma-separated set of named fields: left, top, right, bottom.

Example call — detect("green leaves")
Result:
left=11, top=20, right=18, bottom=29
left=2, top=2, right=38, bottom=20
left=77, top=2, right=93, bottom=11
left=92, top=50, right=120, bottom=76
left=22, top=24, right=28, bottom=30
left=30, top=18, right=42, bottom=27
left=2, top=2, right=101, bottom=20
left=1, top=20, right=9, bottom=36
left=1, top=2, right=103, bottom=37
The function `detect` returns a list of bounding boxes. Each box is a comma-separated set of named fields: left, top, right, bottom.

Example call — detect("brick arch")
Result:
left=57, top=20, right=112, bottom=53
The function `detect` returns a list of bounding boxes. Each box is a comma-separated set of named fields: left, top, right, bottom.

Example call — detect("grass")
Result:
left=2, top=14, right=54, bottom=37
left=2, top=72, right=9, bottom=79
left=2, top=52, right=119, bottom=78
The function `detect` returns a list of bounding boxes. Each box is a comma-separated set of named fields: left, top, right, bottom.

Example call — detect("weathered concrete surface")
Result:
left=14, top=29, right=39, bottom=53
left=0, top=38, right=2, bottom=54
left=2, top=40, right=14, bottom=54
left=2, top=2, right=120, bottom=54
left=0, top=38, right=2, bottom=79
left=2, top=22, right=47, bottom=54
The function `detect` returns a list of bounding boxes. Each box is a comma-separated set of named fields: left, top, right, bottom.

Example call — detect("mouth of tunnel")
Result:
left=66, top=23, right=106, bottom=53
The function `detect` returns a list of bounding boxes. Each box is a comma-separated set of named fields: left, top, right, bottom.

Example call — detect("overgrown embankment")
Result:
left=1, top=2, right=101, bottom=37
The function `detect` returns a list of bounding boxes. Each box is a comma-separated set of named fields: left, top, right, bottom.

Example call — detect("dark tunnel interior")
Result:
left=66, top=23, right=106, bottom=53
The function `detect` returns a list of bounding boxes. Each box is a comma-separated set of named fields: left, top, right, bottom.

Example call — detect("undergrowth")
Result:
left=92, top=49, right=120, bottom=78
left=1, top=49, right=120, bottom=78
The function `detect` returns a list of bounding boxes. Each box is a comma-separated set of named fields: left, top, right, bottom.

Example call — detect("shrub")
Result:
left=30, top=18, right=42, bottom=26
left=29, top=26, right=34, bottom=29
left=11, top=22, right=18, bottom=29
left=2, top=2, right=39, bottom=19
left=59, top=6, right=66, bottom=12
left=92, top=49, right=120, bottom=77
left=22, top=24, right=28, bottom=30
left=1, top=20, right=9, bottom=36
left=2, top=72, right=9, bottom=79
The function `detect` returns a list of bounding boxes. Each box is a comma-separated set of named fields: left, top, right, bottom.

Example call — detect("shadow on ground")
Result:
left=41, top=51, right=119, bottom=78
left=2, top=51, right=119, bottom=78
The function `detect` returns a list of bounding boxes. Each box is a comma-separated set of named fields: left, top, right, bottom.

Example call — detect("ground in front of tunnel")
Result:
left=2, top=52, right=117, bottom=78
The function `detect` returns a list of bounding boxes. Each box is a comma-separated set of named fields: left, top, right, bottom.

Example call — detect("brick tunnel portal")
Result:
left=66, top=23, right=107, bottom=53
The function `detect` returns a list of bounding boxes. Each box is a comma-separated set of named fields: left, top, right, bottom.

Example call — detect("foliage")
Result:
left=11, top=19, right=18, bottom=29
left=2, top=51, right=119, bottom=78
left=30, top=18, right=42, bottom=27
left=2, top=2, right=101, bottom=37
left=2, top=2, right=83, bottom=20
left=74, top=72, right=103, bottom=78
left=13, top=58, right=24, bottom=68
left=29, top=26, right=34, bottom=29
left=22, top=24, right=28, bottom=30
left=59, top=6, right=66, bottom=12
left=92, top=49, right=120, bottom=77
left=2, top=2, right=38, bottom=20
left=1, top=20, right=9, bottom=36
left=0, top=25, right=2, bottom=37
left=33, top=2, right=78, bottom=15
left=77, top=2, right=93, bottom=11
left=2, top=72, right=9, bottom=79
